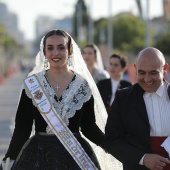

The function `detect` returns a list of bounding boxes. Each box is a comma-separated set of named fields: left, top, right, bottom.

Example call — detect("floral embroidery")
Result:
left=24, top=71, right=92, bottom=130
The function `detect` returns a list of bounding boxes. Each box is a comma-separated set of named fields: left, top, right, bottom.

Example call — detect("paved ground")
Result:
left=0, top=71, right=27, bottom=162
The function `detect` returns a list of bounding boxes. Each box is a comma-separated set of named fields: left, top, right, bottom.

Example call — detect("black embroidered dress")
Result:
left=2, top=71, right=104, bottom=170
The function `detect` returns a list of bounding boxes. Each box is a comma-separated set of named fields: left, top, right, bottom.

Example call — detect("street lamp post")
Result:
left=107, top=0, right=113, bottom=58
left=77, top=1, right=83, bottom=43
left=145, top=0, right=150, bottom=47
left=88, top=0, right=94, bottom=43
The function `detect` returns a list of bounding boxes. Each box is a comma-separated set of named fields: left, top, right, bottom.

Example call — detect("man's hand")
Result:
left=143, top=154, right=170, bottom=170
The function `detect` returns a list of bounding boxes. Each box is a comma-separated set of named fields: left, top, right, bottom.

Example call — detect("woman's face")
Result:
left=44, top=34, right=69, bottom=69
left=82, top=47, right=96, bottom=67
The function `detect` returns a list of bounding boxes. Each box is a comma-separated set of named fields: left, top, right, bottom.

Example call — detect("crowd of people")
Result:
left=0, top=29, right=170, bottom=170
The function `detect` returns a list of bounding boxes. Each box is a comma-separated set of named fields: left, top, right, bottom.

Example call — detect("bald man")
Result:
left=105, top=47, right=170, bottom=170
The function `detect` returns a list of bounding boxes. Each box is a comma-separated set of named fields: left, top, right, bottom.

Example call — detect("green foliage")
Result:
left=94, top=18, right=107, bottom=44
left=0, top=24, right=29, bottom=77
left=0, top=24, right=16, bottom=48
left=94, top=14, right=146, bottom=54
left=113, top=14, right=145, bottom=53
left=154, top=31, right=170, bottom=56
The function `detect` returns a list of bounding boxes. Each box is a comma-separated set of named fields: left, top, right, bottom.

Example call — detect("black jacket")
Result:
left=105, top=82, right=170, bottom=170
left=97, top=78, right=132, bottom=113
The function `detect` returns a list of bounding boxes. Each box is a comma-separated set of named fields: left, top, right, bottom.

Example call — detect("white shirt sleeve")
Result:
left=139, top=154, right=146, bottom=165
left=2, top=160, right=14, bottom=170
left=161, top=136, right=170, bottom=157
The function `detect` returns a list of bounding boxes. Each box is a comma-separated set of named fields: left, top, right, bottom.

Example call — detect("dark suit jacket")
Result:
left=97, top=79, right=132, bottom=113
left=105, top=82, right=170, bottom=170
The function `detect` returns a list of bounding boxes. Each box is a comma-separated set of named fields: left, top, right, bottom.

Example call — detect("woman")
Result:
left=0, top=30, right=115, bottom=170
left=82, top=44, right=109, bottom=84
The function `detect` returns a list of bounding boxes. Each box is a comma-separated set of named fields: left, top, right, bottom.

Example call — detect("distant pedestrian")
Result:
left=97, top=53, right=132, bottom=113
left=82, top=44, right=109, bottom=84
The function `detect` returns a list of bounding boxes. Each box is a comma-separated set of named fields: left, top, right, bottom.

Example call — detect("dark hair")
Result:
left=110, top=53, right=128, bottom=68
left=83, top=44, right=98, bottom=58
left=43, top=30, right=73, bottom=55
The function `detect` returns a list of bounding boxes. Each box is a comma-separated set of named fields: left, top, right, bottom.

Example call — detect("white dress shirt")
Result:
left=143, top=83, right=170, bottom=136
left=110, top=79, right=120, bottom=105
left=140, top=83, right=170, bottom=165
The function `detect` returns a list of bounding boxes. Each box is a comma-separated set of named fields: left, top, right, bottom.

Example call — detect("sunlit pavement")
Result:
left=0, top=71, right=27, bottom=162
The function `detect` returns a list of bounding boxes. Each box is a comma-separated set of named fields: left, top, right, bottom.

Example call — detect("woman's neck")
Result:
left=87, top=65, right=95, bottom=74
left=46, top=68, right=72, bottom=80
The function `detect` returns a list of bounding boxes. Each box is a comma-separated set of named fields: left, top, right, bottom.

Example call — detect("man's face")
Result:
left=109, top=57, right=124, bottom=79
left=135, top=54, right=167, bottom=92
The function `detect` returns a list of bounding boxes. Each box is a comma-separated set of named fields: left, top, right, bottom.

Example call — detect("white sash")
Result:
left=24, top=74, right=98, bottom=170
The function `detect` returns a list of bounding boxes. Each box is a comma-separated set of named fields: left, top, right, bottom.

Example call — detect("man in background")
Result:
left=97, top=53, right=132, bottom=113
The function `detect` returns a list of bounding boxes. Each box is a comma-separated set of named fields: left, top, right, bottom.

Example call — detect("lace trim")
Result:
left=24, top=71, right=92, bottom=127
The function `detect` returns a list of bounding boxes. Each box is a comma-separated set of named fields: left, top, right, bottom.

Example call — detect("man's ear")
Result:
left=163, top=63, right=169, bottom=76
left=134, top=64, right=137, bottom=69
left=123, top=66, right=127, bottom=72
left=163, top=63, right=169, bottom=71
left=134, top=64, right=138, bottom=75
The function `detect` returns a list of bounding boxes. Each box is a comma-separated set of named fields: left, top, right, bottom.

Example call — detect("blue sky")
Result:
left=1, top=0, right=163, bottom=40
